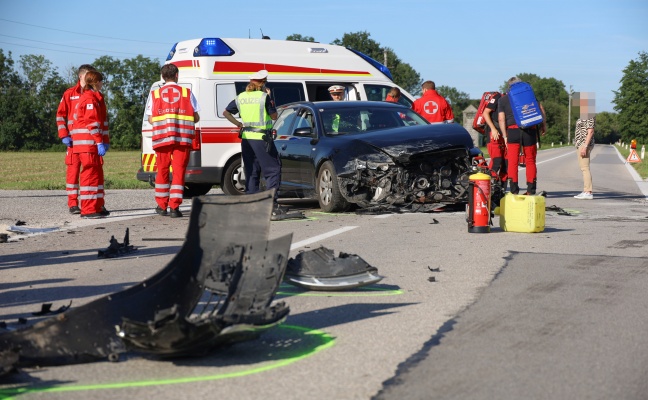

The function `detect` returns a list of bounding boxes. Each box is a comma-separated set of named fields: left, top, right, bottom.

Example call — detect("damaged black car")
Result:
left=272, top=101, right=484, bottom=212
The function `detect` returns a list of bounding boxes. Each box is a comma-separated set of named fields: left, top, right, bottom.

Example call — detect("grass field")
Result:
left=0, top=146, right=645, bottom=190
left=0, top=151, right=151, bottom=190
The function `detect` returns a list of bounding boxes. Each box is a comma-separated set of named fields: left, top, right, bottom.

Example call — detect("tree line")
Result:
left=0, top=33, right=644, bottom=152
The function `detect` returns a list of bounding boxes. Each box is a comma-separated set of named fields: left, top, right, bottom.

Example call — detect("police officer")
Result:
left=328, top=85, right=345, bottom=101
left=223, top=70, right=285, bottom=220
left=145, top=64, right=200, bottom=218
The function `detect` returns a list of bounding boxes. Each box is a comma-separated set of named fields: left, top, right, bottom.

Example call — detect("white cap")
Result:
left=328, top=85, right=345, bottom=93
left=249, top=70, right=269, bottom=80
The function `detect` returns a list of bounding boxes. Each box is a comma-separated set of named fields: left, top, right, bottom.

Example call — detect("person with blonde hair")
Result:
left=57, top=64, right=96, bottom=215
left=223, top=70, right=287, bottom=220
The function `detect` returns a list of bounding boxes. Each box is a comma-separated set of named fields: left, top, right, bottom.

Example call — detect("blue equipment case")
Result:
left=508, top=82, right=543, bottom=128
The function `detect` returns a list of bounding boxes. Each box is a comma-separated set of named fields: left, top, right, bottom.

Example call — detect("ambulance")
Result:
left=137, top=37, right=415, bottom=196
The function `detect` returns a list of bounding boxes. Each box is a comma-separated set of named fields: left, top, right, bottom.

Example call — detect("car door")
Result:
left=274, top=106, right=317, bottom=191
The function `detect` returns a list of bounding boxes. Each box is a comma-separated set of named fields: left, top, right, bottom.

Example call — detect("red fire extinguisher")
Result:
left=518, top=147, right=525, bottom=168
left=467, top=172, right=491, bottom=233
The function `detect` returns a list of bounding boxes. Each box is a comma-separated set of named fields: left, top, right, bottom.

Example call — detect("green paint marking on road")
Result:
left=0, top=325, right=335, bottom=399
left=277, top=284, right=403, bottom=297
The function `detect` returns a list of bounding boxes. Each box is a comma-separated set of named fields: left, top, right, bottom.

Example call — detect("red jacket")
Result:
left=150, top=84, right=196, bottom=150
left=71, top=90, right=110, bottom=154
left=412, top=89, right=454, bottom=123
left=56, top=82, right=83, bottom=139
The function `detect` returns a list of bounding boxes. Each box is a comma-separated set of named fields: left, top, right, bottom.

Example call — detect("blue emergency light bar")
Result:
left=194, top=38, right=235, bottom=57
left=166, top=38, right=235, bottom=61
left=347, top=48, right=393, bottom=81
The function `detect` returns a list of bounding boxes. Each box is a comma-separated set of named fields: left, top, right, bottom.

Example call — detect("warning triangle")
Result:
left=627, top=149, right=641, bottom=163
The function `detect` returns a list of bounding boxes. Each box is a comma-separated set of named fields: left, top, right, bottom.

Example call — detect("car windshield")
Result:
left=321, top=106, right=428, bottom=136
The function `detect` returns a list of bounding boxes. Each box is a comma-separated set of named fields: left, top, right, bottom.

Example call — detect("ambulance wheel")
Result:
left=316, top=161, right=350, bottom=213
left=222, top=157, right=246, bottom=195
left=183, top=183, right=213, bottom=198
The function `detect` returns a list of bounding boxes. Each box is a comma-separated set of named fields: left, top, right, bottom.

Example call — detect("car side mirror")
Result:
left=293, top=127, right=314, bottom=137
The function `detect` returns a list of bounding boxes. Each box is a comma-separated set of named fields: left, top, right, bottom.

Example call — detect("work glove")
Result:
left=104, top=143, right=110, bottom=151
left=97, top=143, right=107, bottom=156
left=62, top=137, right=72, bottom=147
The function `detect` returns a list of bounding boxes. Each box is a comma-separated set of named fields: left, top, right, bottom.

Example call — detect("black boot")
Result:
left=507, top=179, right=519, bottom=195
left=525, top=179, right=537, bottom=195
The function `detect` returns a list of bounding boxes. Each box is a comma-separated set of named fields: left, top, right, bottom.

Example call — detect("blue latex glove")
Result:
left=97, top=143, right=107, bottom=156
left=104, top=144, right=110, bottom=151
left=62, top=137, right=72, bottom=147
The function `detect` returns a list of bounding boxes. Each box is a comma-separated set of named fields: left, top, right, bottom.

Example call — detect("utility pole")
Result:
left=383, top=49, right=388, bottom=67
left=567, top=85, right=574, bottom=145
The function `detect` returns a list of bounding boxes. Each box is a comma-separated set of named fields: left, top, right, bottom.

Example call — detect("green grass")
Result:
left=0, top=151, right=151, bottom=190
left=0, top=146, right=644, bottom=190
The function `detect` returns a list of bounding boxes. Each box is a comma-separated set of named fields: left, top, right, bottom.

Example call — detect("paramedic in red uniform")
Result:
left=57, top=64, right=95, bottom=215
left=412, top=81, right=454, bottom=123
left=482, top=92, right=508, bottom=190
left=497, top=77, right=546, bottom=195
left=72, top=70, right=110, bottom=219
left=223, top=70, right=288, bottom=220
left=145, top=64, right=200, bottom=218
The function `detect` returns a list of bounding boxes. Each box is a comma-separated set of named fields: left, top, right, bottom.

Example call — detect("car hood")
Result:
left=339, top=123, right=474, bottom=160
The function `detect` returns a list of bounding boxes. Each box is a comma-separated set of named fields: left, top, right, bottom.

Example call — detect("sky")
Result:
left=1, top=0, right=647, bottom=113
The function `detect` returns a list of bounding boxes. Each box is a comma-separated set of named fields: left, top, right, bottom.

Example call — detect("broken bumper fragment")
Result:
left=284, top=246, right=384, bottom=291
left=0, top=191, right=291, bottom=367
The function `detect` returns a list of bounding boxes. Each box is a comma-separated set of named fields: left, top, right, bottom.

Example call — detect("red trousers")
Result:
left=65, top=149, right=81, bottom=208
left=154, top=144, right=190, bottom=210
left=487, top=138, right=508, bottom=183
left=506, top=143, right=537, bottom=184
left=78, top=153, right=105, bottom=215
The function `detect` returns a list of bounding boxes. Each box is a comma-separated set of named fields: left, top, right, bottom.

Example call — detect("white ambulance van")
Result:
left=137, top=37, right=415, bottom=196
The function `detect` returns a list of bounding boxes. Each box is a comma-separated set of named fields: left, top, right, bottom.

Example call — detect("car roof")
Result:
left=278, top=100, right=409, bottom=110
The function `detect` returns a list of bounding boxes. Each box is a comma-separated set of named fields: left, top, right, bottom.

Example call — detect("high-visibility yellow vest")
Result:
left=236, top=91, right=272, bottom=140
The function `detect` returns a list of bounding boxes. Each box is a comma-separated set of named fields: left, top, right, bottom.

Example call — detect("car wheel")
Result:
left=183, top=183, right=213, bottom=198
left=316, top=161, right=350, bottom=212
left=222, top=157, right=246, bottom=195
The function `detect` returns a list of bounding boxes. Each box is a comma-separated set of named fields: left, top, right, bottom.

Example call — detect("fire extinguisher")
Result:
left=467, top=172, right=491, bottom=233
left=518, top=147, right=525, bottom=168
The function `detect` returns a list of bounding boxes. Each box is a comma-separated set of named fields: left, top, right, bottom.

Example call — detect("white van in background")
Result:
left=137, top=37, right=414, bottom=196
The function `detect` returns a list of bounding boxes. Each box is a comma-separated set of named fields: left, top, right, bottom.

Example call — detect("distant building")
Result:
left=462, top=104, right=485, bottom=146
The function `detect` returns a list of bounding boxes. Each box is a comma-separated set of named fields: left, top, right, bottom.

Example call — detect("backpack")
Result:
left=472, top=91, right=500, bottom=134
left=508, top=82, right=543, bottom=128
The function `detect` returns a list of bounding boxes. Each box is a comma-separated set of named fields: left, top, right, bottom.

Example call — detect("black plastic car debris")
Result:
left=31, top=301, right=72, bottom=316
left=284, top=246, right=384, bottom=291
left=98, top=228, right=137, bottom=258
left=0, top=190, right=291, bottom=367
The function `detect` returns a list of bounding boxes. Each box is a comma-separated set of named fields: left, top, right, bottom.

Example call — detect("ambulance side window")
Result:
left=266, top=83, right=305, bottom=107
left=364, top=84, right=413, bottom=108
left=216, top=83, right=238, bottom=118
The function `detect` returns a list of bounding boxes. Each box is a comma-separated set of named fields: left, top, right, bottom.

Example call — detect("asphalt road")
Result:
left=0, top=145, right=647, bottom=400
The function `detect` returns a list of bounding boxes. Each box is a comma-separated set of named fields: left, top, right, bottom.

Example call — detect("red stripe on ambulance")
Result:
left=212, top=61, right=371, bottom=76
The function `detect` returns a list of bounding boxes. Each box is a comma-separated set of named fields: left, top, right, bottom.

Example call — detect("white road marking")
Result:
left=536, top=151, right=573, bottom=165
left=290, top=226, right=358, bottom=250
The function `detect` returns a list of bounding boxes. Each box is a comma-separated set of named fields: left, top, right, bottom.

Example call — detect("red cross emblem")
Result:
left=424, top=101, right=439, bottom=115
left=161, top=87, right=181, bottom=104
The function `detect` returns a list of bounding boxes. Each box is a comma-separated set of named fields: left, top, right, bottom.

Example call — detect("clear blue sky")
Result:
left=1, top=0, right=647, bottom=113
